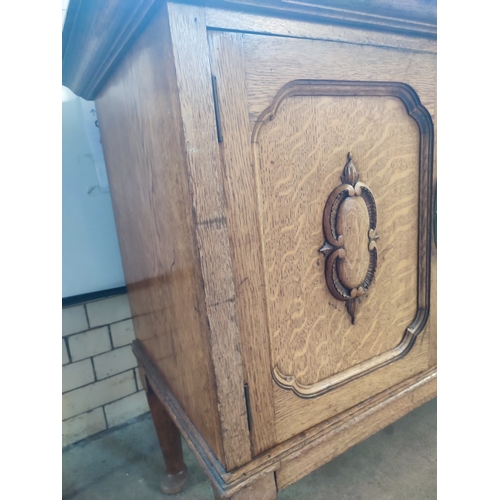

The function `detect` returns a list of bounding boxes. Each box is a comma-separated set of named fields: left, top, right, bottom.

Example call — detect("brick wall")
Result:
left=62, top=294, right=149, bottom=447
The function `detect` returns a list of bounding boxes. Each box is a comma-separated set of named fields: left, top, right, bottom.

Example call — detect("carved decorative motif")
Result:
left=319, top=152, right=378, bottom=323
left=259, top=80, right=435, bottom=399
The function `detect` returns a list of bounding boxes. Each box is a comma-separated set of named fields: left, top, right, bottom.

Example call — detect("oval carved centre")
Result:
left=335, top=196, right=370, bottom=289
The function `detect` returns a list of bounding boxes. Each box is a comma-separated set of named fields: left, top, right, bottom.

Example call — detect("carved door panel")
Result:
left=208, top=31, right=436, bottom=449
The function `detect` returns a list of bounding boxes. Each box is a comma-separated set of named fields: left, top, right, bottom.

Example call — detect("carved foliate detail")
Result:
left=319, top=153, right=379, bottom=323
left=340, top=152, right=359, bottom=185
left=262, top=81, right=434, bottom=399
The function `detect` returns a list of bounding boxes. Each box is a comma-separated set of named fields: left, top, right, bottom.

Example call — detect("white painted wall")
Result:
left=62, top=90, right=126, bottom=297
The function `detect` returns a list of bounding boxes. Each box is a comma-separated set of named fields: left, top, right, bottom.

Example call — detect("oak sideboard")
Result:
left=63, top=1, right=437, bottom=497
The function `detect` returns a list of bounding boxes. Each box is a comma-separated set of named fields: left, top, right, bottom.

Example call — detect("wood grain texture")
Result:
left=336, top=196, right=371, bottom=290
left=94, top=5, right=224, bottom=462
left=249, top=80, right=434, bottom=400
left=226, top=368, right=436, bottom=487
left=256, top=94, right=421, bottom=386
left=320, top=152, right=379, bottom=324
left=208, top=29, right=435, bottom=444
left=144, top=374, right=187, bottom=476
left=134, top=340, right=276, bottom=497
left=429, top=107, right=437, bottom=369
left=273, top=312, right=430, bottom=442
left=275, top=368, right=437, bottom=490
left=135, top=338, right=435, bottom=495
left=429, top=229, right=437, bottom=368
left=62, top=0, right=162, bottom=100
left=133, top=341, right=229, bottom=493
left=205, top=7, right=437, bottom=53
left=62, top=1, right=436, bottom=101
left=144, top=373, right=189, bottom=494
left=242, top=34, right=436, bottom=122
left=65, top=1, right=437, bottom=495
left=216, top=0, right=436, bottom=36
left=167, top=2, right=252, bottom=471
left=207, top=31, right=277, bottom=457
left=213, top=473, right=277, bottom=500
left=241, top=35, right=435, bottom=438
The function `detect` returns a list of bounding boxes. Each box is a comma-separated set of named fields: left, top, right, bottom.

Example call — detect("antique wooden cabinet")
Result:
left=63, top=1, right=436, bottom=498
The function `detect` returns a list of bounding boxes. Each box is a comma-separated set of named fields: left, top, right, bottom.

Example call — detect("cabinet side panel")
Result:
left=95, top=6, right=224, bottom=462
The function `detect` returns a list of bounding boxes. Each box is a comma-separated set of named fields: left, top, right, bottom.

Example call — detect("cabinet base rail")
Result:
left=133, top=340, right=436, bottom=498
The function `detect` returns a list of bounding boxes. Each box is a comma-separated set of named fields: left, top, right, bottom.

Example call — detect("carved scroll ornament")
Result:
left=319, top=153, right=378, bottom=323
left=264, top=81, right=434, bottom=399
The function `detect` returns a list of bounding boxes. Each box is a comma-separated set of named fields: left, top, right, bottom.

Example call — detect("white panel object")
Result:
left=79, top=98, right=110, bottom=193
left=62, top=94, right=126, bottom=297
left=62, top=86, right=77, bottom=102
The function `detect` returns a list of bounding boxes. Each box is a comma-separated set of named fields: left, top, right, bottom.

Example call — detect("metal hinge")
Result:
left=211, top=75, right=223, bottom=143
left=244, top=383, right=252, bottom=432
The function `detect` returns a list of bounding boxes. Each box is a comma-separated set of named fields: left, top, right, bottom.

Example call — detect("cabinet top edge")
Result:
left=62, top=0, right=436, bottom=101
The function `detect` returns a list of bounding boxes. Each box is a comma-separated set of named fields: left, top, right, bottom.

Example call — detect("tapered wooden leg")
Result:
left=213, top=473, right=277, bottom=500
left=143, top=369, right=188, bottom=495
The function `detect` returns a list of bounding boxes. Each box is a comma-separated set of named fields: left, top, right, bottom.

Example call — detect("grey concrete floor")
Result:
left=63, top=398, right=436, bottom=500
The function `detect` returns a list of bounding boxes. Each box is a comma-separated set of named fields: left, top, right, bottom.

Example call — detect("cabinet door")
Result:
left=208, top=31, right=436, bottom=452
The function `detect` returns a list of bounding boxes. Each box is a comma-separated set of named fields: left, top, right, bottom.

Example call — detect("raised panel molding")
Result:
left=63, top=0, right=436, bottom=495
left=258, top=80, right=434, bottom=398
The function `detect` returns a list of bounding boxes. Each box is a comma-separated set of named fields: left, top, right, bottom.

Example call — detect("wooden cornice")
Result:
left=220, top=0, right=436, bottom=35
left=62, top=0, right=436, bottom=100
left=62, top=0, right=164, bottom=100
